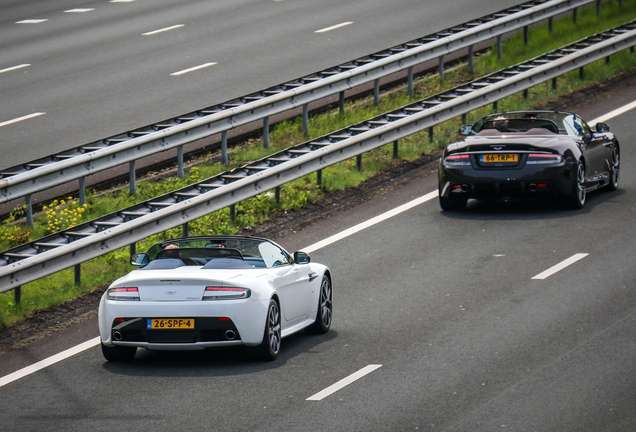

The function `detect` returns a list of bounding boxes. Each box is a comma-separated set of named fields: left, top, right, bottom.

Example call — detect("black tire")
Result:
left=101, top=342, right=137, bottom=362
left=606, top=145, right=620, bottom=192
left=439, top=195, right=467, bottom=212
left=566, top=161, right=586, bottom=209
left=254, top=299, right=281, bottom=361
left=307, top=276, right=332, bottom=334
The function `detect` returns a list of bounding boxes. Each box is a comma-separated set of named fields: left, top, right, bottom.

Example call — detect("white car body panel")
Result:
left=99, top=249, right=330, bottom=352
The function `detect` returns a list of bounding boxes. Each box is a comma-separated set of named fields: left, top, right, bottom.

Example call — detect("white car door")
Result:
left=274, top=264, right=316, bottom=321
left=259, top=242, right=315, bottom=321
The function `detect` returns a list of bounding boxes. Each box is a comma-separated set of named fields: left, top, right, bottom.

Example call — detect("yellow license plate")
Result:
left=481, top=153, right=518, bottom=163
left=147, top=318, right=195, bottom=329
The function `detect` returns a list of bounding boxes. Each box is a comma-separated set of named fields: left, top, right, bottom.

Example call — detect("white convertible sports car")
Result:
left=98, top=235, right=333, bottom=362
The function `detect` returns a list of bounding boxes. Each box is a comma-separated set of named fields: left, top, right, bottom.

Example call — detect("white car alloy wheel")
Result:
left=255, top=299, right=281, bottom=361
left=308, top=276, right=332, bottom=334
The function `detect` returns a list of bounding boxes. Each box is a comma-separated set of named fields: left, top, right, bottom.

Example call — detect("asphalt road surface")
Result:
left=0, top=0, right=525, bottom=168
left=1, top=74, right=636, bottom=431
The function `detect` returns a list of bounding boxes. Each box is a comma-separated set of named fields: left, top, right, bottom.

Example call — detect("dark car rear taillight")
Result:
left=444, top=154, right=471, bottom=166
left=526, top=153, right=563, bottom=164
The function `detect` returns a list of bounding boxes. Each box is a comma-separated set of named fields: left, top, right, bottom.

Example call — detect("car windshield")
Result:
left=144, top=238, right=293, bottom=269
left=471, top=112, right=589, bottom=137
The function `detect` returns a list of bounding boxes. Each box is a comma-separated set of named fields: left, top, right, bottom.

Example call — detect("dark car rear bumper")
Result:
left=438, top=161, right=576, bottom=200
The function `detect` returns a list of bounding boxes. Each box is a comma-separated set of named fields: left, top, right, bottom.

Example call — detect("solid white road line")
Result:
left=16, top=19, right=47, bottom=24
left=0, top=337, right=99, bottom=388
left=0, top=64, right=30, bottom=74
left=315, top=22, right=353, bottom=33
left=143, top=24, right=184, bottom=36
left=171, top=62, right=217, bottom=76
left=306, top=364, right=382, bottom=401
left=589, top=100, right=636, bottom=125
left=302, top=190, right=438, bottom=253
left=531, top=253, right=588, bottom=280
left=0, top=112, right=45, bottom=128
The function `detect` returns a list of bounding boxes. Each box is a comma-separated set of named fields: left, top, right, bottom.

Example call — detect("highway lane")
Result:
left=0, top=0, right=524, bottom=167
left=1, top=92, right=636, bottom=430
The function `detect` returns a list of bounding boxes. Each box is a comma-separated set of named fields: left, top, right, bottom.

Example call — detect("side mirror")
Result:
left=595, top=122, right=610, bottom=133
left=458, top=125, right=473, bottom=136
left=131, top=253, right=150, bottom=267
left=293, top=251, right=311, bottom=264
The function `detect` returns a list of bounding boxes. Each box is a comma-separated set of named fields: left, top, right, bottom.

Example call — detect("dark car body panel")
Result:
left=438, top=111, right=619, bottom=208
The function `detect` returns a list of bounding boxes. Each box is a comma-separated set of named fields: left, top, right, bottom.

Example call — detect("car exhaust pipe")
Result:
left=529, top=183, right=538, bottom=192
left=225, top=330, right=236, bottom=340
left=113, top=330, right=123, bottom=341
left=461, top=184, right=469, bottom=192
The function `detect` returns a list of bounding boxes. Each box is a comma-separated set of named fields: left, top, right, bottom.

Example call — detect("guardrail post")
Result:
left=221, top=131, right=228, bottom=166
left=74, top=264, right=81, bottom=286
left=339, top=91, right=345, bottom=115
left=129, top=161, right=137, bottom=195
left=303, top=104, right=309, bottom=136
left=438, top=56, right=444, bottom=82
left=263, top=117, right=270, bottom=149
left=25, top=194, right=33, bottom=228
left=79, top=177, right=86, bottom=205
left=552, top=77, right=557, bottom=90
left=606, top=55, right=611, bottom=64
left=573, top=8, right=578, bottom=24
left=14, top=286, right=21, bottom=305
left=523, top=26, right=528, bottom=45
left=428, top=127, right=434, bottom=143
left=374, top=79, right=380, bottom=106
left=549, top=17, right=553, bottom=33
left=461, top=113, right=466, bottom=124
left=229, top=204, right=236, bottom=221
left=468, top=45, right=474, bottom=72
left=130, top=243, right=136, bottom=259
left=596, top=0, right=601, bottom=16
left=182, top=222, right=189, bottom=238
left=275, top=186, right=281, bottom=203
left=316, top=169, right=322, bottom=187
left=356, top=155, right=362, bottom=171
left=497, top=35, right=502, bottom=59
left=579, top=66, right=584, bottom=80
left=393, top=140, right=398, bottom=159
left=523, top=89, right=529, bottom=99
left=407, top=67, right=414, bottom=96
left=493, top=101, right=498, bottom=112
left=177, top=145, right=184, bottom=178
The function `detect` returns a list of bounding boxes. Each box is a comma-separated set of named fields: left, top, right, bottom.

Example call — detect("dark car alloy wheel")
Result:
left=568, top=161, right=586, bottom=209
left=608, top=145, right=620, bottom=191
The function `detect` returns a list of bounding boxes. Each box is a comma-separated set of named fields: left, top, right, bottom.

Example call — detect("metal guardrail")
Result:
left=0, top=0, right=596, bottom=207
left=1, top=19, right=635, bottom=292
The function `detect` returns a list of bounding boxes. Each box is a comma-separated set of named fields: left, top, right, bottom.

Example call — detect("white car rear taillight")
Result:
left=107, top=287, right=140, bottom=301
left=203, top=286, right=251, bottom=300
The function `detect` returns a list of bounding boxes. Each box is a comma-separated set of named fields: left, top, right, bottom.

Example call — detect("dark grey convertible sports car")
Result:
left=438, top=110, right=620, bottom=211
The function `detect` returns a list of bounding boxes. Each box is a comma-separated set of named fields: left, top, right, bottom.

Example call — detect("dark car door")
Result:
left=575, top=116, right=611, bottom=184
